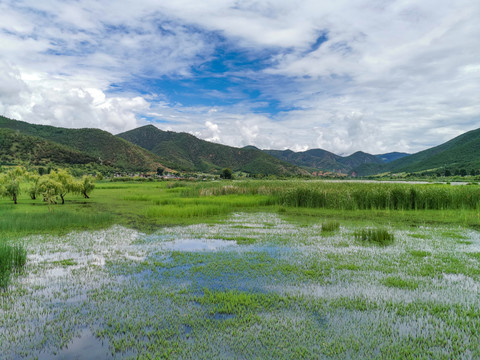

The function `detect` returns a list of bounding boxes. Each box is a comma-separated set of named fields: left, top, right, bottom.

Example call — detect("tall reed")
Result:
left=0, top=242, right=27, bottom=289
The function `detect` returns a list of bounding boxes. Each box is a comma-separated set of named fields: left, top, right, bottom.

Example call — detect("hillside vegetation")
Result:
left=117, top=125, right=307, bottom=176
left=0, top=116, right=164, bottom=171
left=384, top=128, right=480, bottom=174
left=264, top=149, right=384, bottom=174
left=0, top=128, right=97, bottom=166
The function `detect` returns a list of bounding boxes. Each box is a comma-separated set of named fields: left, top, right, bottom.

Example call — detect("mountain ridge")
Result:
left=117, top=125, right=308, bottom=176
left=0, top=116, right=165, bottom=171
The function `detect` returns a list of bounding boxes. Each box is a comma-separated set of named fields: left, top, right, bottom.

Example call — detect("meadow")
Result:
left=1, top=180, right=480, bottom=359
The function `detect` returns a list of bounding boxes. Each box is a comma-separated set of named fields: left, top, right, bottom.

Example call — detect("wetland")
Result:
left=1, top=180, right=480, bottom=359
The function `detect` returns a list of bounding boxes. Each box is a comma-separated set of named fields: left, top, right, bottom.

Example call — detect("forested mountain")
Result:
left=375, top=152, right=410, bottom=163
left=264, top=148, right=384, bottom=174
left=382, top=127, right=480, bottom=174
left=0, top=128, right=97, bottom=166
left=1, top=114, right=478, bottom=177
left=0, top=116, right=164, bottom=171
left=117, top=125, right=307, bottom=176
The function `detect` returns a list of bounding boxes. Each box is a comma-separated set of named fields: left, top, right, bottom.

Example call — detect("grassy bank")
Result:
left=1, top=180, right=480, bottom=237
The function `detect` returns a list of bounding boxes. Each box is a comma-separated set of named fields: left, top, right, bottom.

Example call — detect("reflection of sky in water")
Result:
left=160, top=238, right=237, bottom=251
left=37, top=329, right=114, bottom=360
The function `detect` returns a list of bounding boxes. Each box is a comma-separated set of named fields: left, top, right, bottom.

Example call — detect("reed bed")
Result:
left=0, top=242, right=27, bottom=289
left=276, top=182, right=480, bottom=210
left=188, top=180, right=480, bottom=211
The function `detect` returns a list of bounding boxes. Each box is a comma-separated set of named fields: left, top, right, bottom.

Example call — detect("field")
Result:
left=1, top=180, right=480, bottom=359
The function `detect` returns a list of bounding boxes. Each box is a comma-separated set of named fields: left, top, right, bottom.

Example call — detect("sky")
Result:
left=0, top=0, right=479, bottom=155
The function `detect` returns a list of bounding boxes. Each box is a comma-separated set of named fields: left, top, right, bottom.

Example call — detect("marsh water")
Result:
left=1, top=213, right=480, bottom=359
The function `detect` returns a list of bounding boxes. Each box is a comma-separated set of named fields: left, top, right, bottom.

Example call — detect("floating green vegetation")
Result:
left=0, top=242, right=26, bottom=289
left=354, top=228, right=395, bottom=246
left=321, top=220, right=340, bottom=233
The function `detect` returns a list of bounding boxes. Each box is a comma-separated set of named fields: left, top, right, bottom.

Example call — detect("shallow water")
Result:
left=37, top=329, right=112, bottom=360
left=1, top=213, right=480, bottom=359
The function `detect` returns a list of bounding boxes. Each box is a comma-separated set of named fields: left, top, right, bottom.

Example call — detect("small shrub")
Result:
left=321, top=221, right=340, bottom=233
left=354, top=228, right=394, bottom=246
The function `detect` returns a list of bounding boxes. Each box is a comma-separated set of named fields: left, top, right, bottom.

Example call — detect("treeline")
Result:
left=0, top=167, right=96, bottom=205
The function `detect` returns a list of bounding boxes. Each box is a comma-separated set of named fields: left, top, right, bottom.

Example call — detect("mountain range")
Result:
left=117, top=125, right=307, bottom=176
left=0, top=115, right=478, bottom=177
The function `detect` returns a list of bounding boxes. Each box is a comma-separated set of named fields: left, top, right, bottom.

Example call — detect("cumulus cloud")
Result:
left=0, top=0, right=479, bottom=154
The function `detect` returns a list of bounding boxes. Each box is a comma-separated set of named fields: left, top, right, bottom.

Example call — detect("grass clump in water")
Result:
left=0, top=242, right=27, bottom=290
left=381, top=276, right=419, bottom=290
left=354, top=228, right=394, bottom=246
left=52, top=259, right=77, bottom=266
left=321, top=220, right=340, bottom=233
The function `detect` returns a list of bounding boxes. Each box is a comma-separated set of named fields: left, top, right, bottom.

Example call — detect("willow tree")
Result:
left=79, top=175, right=95, bottom=199
left=0, top=167, right=26, bottom=204
left=37, top=176, right=62, bottom=205
left=47, top=169, right=80, bottom=204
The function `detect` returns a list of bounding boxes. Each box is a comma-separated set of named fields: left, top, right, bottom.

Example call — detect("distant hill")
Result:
left=375, top=152, right=410, bottom=163
left=264, top=148, right=384, bottom=174
left=264, top=149, right=346, bottom=173
left=384, top=128, right=480, bottom=174
left=0, top=116, right=164, bottom=171
left=341, top=151, right=384, bottom=169
left=0, top=128, right=97, bottom=166
left=117, top=125, right=307, bottom=176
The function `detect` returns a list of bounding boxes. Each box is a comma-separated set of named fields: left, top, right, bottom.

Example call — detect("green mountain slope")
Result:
left=264, top=148, right=384, bottom=174
left=117, top=125, right=307, bottom=176
left=375, top=152, right=410, bottom=163
left=0, top=128, right=97, bottom=166
left=0, top=116, right=164, bottom=171
left=264, top=149, right=345, bottom=172
left=385, top=128, right=480, bottom=173
left=339, top=151, right=384, bottom=169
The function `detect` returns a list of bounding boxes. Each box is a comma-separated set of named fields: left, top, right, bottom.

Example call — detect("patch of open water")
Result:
left=37, top=329, right=112, bottom=360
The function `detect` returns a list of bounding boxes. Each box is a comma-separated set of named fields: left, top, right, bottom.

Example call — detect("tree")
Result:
left=221, top=168, right=233, bottom=179
left=26, top=173, right=40, bottom=200
left=79, top=175, right=95, bottom=199
left=48, top=169, right=79, bottom=204
left=157, top=167, right=164, bottom=176
left=37, top=176, right=62, bottom=205
left=0, top=167, right=26, bottom=204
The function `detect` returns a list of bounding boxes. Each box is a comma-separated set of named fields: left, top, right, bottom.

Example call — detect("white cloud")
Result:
left=0, top=0, right=479, bottom=155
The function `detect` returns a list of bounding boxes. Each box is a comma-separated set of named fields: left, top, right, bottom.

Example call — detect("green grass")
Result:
left=52, top=259, right=77, bottom=266
left=0, top=206, right=113, bottom=237
left=3, top=179, right=480, bottom=238
left=381, top=276, right=420, bottom=290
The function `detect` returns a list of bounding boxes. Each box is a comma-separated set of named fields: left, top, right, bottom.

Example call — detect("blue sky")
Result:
left=0, top=0, right=479, bottom=154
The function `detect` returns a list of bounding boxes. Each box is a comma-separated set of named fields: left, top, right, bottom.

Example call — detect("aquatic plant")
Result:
left=321, top=220, right=340, bottom=233
left=0, top=242, right=26, bottom=289
left=354, top=228, right=394, bottom=246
